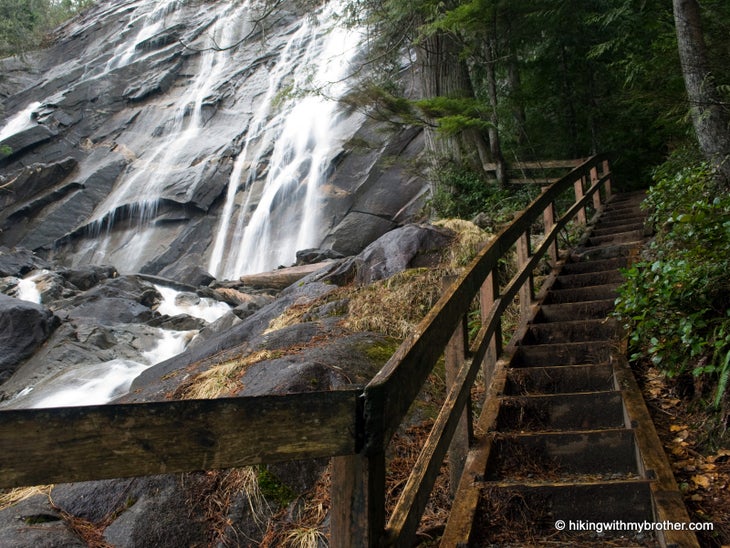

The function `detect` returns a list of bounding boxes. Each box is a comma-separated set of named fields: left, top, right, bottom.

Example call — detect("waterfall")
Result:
left=208, top=3, right=365, bottom=278
left=0, top=101, right=41, bottom=143
left=86, top=1, right=252, bottom=266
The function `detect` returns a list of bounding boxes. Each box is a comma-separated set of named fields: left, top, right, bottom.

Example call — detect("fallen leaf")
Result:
left=691, top=474, right=712, bottom=489
left=670, top=424, right=689, bottom=432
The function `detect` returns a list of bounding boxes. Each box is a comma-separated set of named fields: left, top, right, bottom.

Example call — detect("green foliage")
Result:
left=431, top=165, right=535, bottom=221
left=256, top=466, right=296, bottom=507
left=615, top=156, right=730, bottom=407
left=0, top=0, right=94, bottom=58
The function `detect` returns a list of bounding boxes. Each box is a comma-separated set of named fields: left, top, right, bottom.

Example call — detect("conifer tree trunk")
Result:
left=417, top=31, right=492, bottom=175
left=673, top=0, right=730, bottom=185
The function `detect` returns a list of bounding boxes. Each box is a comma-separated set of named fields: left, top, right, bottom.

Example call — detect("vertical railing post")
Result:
left=331, top=450, right=386, bottom=547
left=590, top=164, right=602, bottom=212
left=602, top=159, right=612, bottom=200
left=516, top=230, right=534, bottom=320
left=542, top=191, right=559, bottom=265
left=480, top=270, right=502, bottom=383
left=445, top=313, right=472, bottom=496
left=574, top=172, right=587, bottom=225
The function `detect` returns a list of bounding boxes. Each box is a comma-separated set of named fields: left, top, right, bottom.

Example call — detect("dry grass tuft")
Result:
left=343, top=268, right=446, bottom=339
left=180, top=350, right=282, bottom=400
left=260, top=467, right=331, bottom=548
left=0, top=485, right=53, bottom=511
left=434, top=218, right=491, bottom=268
left=191, top=468, right=271, bottom=547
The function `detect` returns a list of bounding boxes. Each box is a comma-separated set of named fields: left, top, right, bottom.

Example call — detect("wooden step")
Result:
left=504, top=363, right=615, bottom=395
left=591, top=221, right=646, bottom=237
left=552, top=270, right=624, bottom=289
left=485, top=429, right=639, bottom=480
left=534, top=299, right=615, bottom=322
left=559, top=257, right=628, bottom=275
left=469, top=480, right=655, bottom=544
left=587, top=229, right=646, bottom=246
left=513, top=341, right=611, bottom=367
left=542, top=283, right=620, bottom=304
left=522, top=319, right=617, bottom=344
left=496, top=391, right=625, bottom=431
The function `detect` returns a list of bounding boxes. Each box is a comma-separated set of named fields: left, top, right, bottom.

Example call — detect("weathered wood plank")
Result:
left=331, top=450, right=386, bottom=548
left=0, top=391, right=359, bottom=488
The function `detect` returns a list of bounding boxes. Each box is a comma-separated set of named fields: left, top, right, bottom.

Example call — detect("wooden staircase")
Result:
left=442, top=192, right=699, bottom=547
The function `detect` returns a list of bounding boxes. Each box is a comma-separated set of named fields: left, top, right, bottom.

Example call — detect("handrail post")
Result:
left=574, top=173, right=587, bottom=225
left=331, top=450, right=386, bottom=547
left=445, top=314, right=472, bottom=496
left=602, top=159, right=612, bottom=200
left=480, top=270, right=502, bottom=382
left=542, top=193, right=559, bottom=265
left=516, top=230, right=534, bottom=320
left=590, top=165, right=602, bottom=211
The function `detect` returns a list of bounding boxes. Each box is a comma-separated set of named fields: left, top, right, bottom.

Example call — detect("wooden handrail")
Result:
left=0, top=390, right=361, bottom=488
left=0, top=155, right=614, bottom=547
left=337, top=154, right=613, bottom=546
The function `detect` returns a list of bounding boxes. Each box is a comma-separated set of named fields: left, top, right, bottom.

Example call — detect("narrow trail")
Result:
left=442, top=192, right=700, bottom=547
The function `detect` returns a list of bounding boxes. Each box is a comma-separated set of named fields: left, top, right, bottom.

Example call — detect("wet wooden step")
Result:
left=542, top=283, right=620, bottom=304
left=571, top=242, right=641, bottom=262
left=513, top=341, right=611, bottom=367
left=552, top=270, right=624, bottom=289
left=522, top=319, right=617, bottom=345
left=559, top=257, right=628, bottom=275
left=533, top=299, right=615, bottom=322
left=485, top=429, right=639, bottom=480
left=496, top=391, right=625, bottom=431
left=591, top=221, right=646, bottom=237
left=470, top=480, right=655, bottom=544
left=587, top=229, right=646, bottom=246
left=504, top=363, right=615, bottom=395
left=593, top=216, right=648, bottom=230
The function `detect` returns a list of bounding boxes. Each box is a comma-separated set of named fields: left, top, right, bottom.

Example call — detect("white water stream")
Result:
left=89, top=1, right=249, bottom=234
left=2, top=284, right=229, bottom=409
left=0, top=101, right=42, bottom=143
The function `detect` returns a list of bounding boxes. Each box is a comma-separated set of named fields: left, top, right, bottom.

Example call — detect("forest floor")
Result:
left=635, top=363, right=730, bottom=547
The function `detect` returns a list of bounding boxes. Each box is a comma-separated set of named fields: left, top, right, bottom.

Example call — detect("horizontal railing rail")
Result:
left=0, top=155, right=613, bottom=547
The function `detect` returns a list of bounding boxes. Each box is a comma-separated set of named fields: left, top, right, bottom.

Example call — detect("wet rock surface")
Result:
left=0, top=0, right=427, bottom=278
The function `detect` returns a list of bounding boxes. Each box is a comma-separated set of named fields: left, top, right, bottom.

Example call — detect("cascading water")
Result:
left=87, top=0, right=250, bottom=260
left=0, top=285, right=229, bottom=409
left=208, top=3, right=365, bottom=278
left=0, top=101, right=41, bottom=143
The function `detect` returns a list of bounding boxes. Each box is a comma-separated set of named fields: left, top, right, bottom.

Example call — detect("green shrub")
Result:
left=431, top=166, right=536, bottom=222
left=615, top=158, right=730, bottom=408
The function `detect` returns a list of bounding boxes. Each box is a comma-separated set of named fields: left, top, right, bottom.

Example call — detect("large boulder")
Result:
left=325, top=223, right=454, bottom=286
left=0, top=293, right=58, bottom=382
left=0, top=246, right=51, bottom=277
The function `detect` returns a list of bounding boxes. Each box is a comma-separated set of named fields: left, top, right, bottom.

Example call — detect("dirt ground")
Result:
left=636, top=363, right=730, bottom=547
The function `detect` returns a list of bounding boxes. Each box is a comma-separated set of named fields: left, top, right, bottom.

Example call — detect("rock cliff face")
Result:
left=0, top=0, right=427, bottom=282
left=0, top=1, right=435, bottom=544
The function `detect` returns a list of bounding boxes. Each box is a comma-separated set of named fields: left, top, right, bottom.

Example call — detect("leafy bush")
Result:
left=431, top=165, right=536, bottom=222
left=615, top=158, right=730, bottom=408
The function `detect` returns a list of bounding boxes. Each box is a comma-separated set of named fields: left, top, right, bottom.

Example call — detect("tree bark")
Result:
left=673, top=0, right=730, bottom=185
left=417, top=31, right=491, bottom=174
left=485, top=34, right=506, bottom=186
